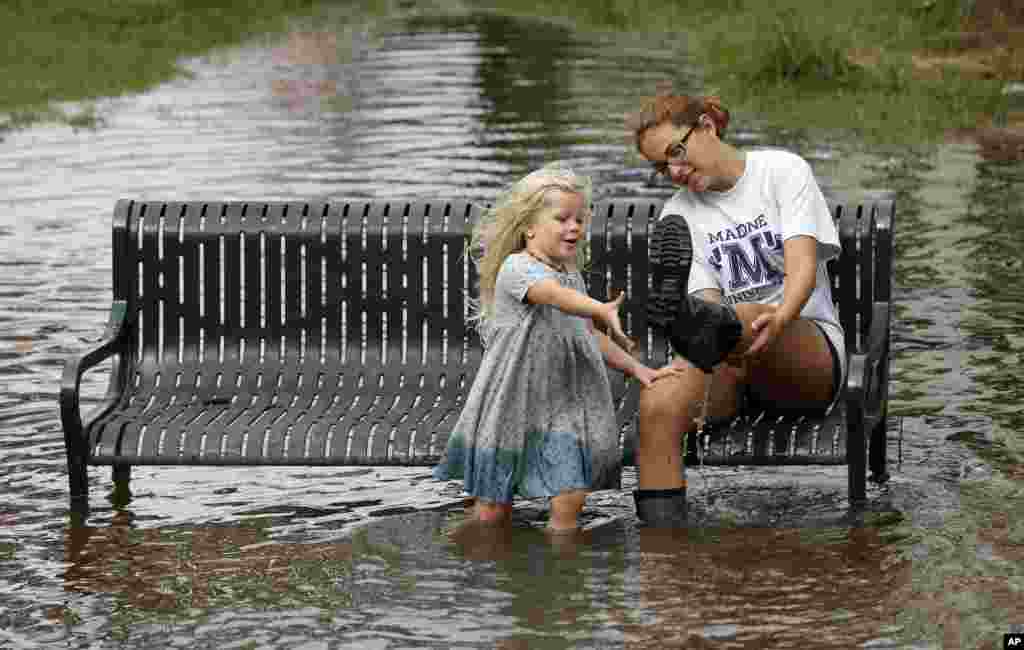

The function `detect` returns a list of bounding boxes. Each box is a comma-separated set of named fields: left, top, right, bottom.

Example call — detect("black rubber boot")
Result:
left=648, top=212, right=743, bottom=373
left=648, top=213, right=694, bottom=330
left=668, top=296, right=744, bottom=373
left=633, top=487, right=688, bottom=526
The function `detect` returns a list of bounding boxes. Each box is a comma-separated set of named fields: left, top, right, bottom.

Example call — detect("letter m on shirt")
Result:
left=720, top=233, right=782, bottom=291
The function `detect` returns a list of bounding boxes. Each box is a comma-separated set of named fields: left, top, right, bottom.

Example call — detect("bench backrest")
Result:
left=111, top=199, right=894, bottom=381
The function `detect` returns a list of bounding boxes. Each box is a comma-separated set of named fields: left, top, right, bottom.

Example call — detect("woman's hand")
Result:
left=744, top=235, right=816, bottom=358
left=745, top=307, right=788, bottom=357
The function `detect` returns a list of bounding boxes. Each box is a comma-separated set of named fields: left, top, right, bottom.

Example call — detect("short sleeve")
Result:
left=775, top=154, right=841, bottom=263
left=497, top=253, right=560, bottom=304
left=687, top=253, right=720, bottom=295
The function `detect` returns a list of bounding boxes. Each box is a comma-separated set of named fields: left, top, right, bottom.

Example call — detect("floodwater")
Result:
left=1, top=5, right=1022, bottom=649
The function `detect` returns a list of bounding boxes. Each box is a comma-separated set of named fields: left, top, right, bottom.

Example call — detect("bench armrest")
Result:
left=844, top=300, right=891, bottom=420
left=60, top=302, right=130, bottom=445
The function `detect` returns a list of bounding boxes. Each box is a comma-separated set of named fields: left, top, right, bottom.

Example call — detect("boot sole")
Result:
left=647, top=213, right=693, bottom=331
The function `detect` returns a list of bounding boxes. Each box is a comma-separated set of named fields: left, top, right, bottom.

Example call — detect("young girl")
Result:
left=433, top=162, right=671, bottom=532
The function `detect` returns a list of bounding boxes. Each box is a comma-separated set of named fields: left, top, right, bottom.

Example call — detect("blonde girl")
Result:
left=433, top=162, right=671, bottom=532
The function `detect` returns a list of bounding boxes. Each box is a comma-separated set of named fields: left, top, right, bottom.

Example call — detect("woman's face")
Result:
left=639, top=120, right=713, bottom=192
left=527, top=190, right=585, bottom=266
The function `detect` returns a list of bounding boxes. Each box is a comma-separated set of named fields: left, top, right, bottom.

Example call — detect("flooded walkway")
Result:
left=1, top=5, right=1021, bottom=649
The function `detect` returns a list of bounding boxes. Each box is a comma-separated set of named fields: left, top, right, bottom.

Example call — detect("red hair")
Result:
left=626, top=88, right=730, bottom=153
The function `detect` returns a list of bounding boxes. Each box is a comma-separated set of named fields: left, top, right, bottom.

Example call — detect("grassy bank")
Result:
left=0, top=0, right=321, bottom=128
left=467, top=0, right=1012, bottom=146
left=4, top=0, right=1013, bottom=145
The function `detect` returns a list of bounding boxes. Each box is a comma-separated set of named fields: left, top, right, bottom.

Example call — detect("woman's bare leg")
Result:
left=636, top=304, right=837, bottom=491
left=636, top=362, right=742, bottom=490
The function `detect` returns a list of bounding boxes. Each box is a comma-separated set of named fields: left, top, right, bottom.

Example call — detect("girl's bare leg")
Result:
left=548, top=489, right=587, bottom=532
left=473, top=499, right=513, bottom=524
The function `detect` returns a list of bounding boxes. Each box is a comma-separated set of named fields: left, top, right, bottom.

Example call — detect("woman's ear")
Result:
left=699, top=113, right=720, bottom=139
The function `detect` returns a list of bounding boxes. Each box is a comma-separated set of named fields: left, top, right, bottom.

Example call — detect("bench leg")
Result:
left=66, top=459, right=90, bottom=522
left=111, top=465, right=131, bottom=508
left=847, top=414, right=867, bottom=505
left=67, top=458, right=89, bottom=500
left=848, top=462, right=866, bottom=504
left=869, top=416, right=889, bottom=483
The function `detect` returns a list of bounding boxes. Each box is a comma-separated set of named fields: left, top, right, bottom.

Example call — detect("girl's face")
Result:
left=526, top=190, right=586, bottom=266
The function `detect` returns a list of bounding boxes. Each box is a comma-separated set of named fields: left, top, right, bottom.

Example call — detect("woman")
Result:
left=626, top=92, right=845, bottom=526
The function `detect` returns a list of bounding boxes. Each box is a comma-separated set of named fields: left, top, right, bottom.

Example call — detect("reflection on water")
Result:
left=960, top=152, right=1024, bottom=430
left=65, top=515, right=356, bottom=612
left=59, top=509, right=910, bottom=649
left=0, top=2, right=1022, bottom=648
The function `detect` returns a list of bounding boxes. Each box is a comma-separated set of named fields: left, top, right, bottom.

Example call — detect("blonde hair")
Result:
left=468, top=161, right=593, bottom=331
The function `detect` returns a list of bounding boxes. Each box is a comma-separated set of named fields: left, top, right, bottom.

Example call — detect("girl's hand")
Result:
left=631, top=362, right=686, bottom=388
left=596, top=291, right=636, bottom=353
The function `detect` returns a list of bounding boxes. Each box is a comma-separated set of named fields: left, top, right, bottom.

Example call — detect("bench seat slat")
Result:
left=392, top=369, right=468, bottom=460
left=94, top=384, right=847, bottom=467
left=213, top=398, right=259, bottom=459
left=345, top=374, right=396, bottom=460
left=859, top=207, right=876, bottom=347
left=264, top=203, right=287, bottom=361
left=160, top=203, right=184, bottom=368
left=370, top=375, right=430, bottom=459
left=839, top=205, right=861, bottom=351
left=688, top=403, right=848, bottom=463
left=327, top=371, right=391, bottom=459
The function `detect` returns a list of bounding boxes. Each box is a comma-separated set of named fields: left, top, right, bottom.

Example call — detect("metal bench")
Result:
left=60, top=198, right=895, bottom=513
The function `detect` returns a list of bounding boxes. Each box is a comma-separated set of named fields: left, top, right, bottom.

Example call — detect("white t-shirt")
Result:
left=660, top=148, right=846, bottom=379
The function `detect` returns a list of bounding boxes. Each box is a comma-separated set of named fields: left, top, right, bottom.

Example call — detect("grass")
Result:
left=696, top=2, right=1007, bottom=144
left=2, top=0, right=1011, bottom=145
left=0, top=0, right=322, bottom=126
left=466, top=0, right=1011, bottom=146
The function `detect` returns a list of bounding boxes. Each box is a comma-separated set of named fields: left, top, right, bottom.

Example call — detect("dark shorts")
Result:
left=815, top=320, right=843, bottom=403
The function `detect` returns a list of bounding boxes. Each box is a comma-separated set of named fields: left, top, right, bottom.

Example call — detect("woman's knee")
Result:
left=639, top=378, right=690, bottom=422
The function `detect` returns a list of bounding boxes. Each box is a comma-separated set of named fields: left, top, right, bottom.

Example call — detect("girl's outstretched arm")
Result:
left=591, top=328, right=641, bottom=375
left=590, top=328, right=681, bottom=388
left=525, top=279, right=634, bottom=352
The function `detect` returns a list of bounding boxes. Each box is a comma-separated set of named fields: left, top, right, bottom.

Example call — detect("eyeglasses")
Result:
left=648, top=122, right=697, bottom=185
